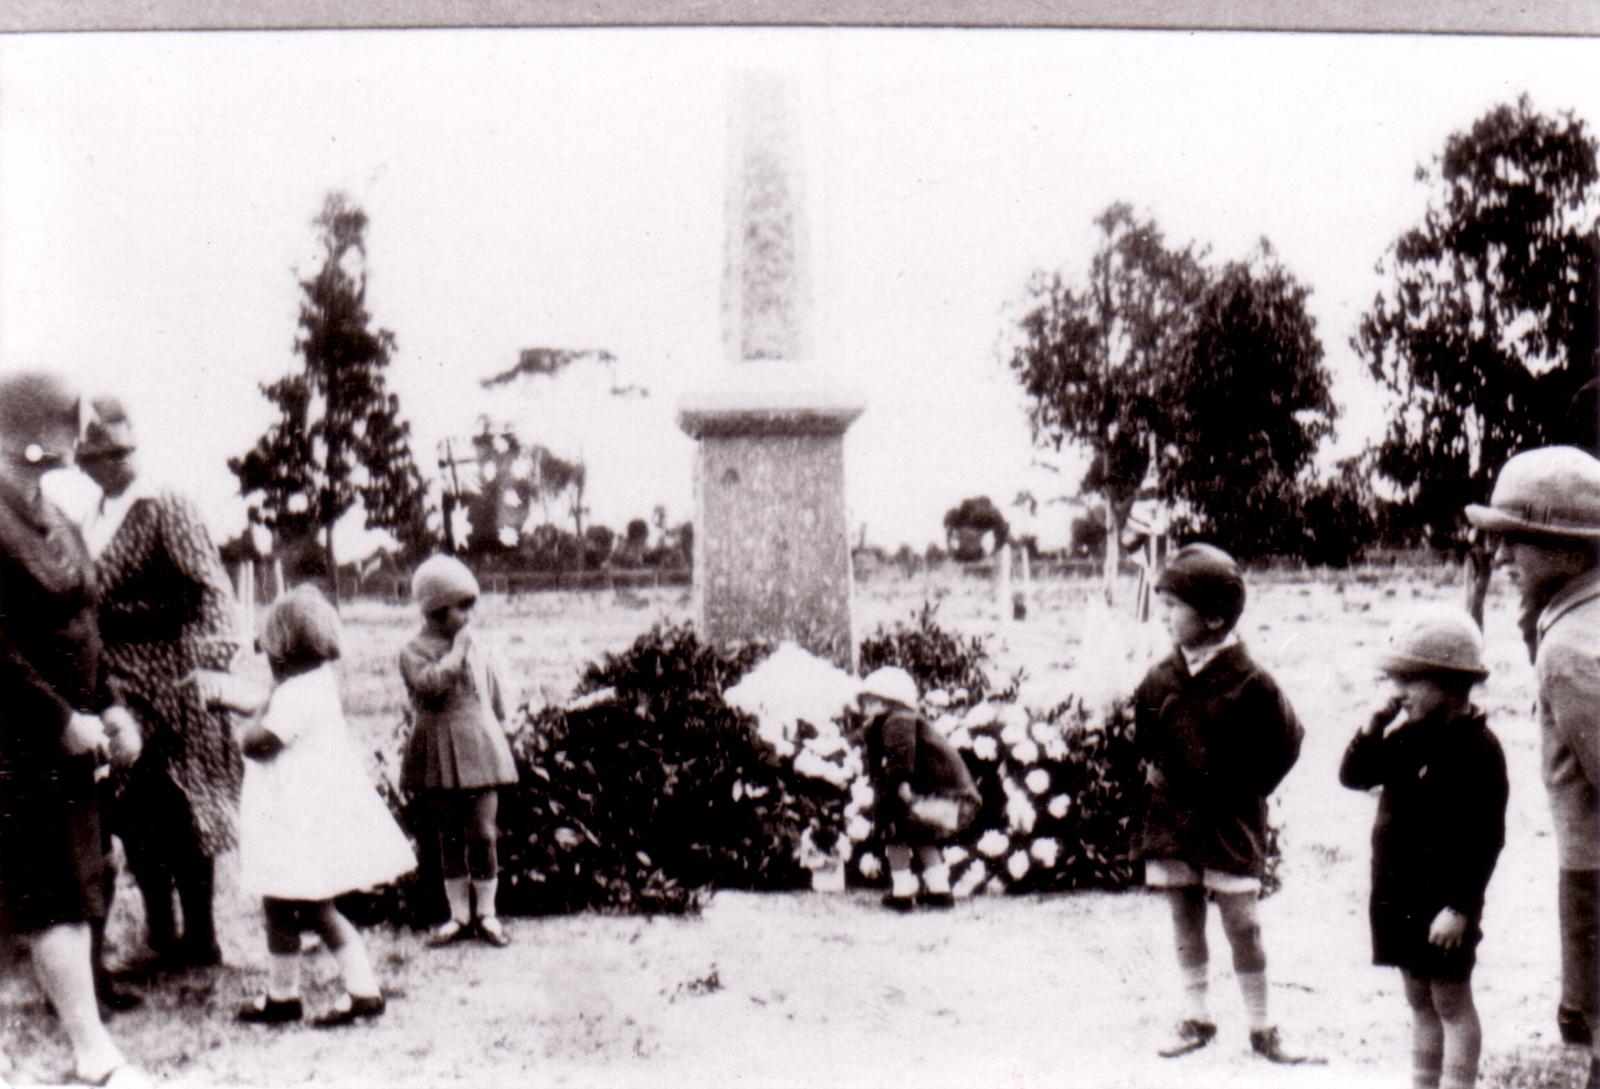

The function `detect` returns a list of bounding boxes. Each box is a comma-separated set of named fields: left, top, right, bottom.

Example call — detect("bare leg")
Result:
left=1432, top=977, right=1480, bottom=1089
left=1168, top=886, right=1210, bottom=1021
left=1403, top=970, right=1444, bottom=1089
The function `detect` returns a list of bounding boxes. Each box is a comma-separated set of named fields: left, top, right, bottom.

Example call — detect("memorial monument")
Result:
left=678, top=72, right=863, bottom=670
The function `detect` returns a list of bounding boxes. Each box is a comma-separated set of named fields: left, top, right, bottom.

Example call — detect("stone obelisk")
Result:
left=678, top=72, right=863, bottom=671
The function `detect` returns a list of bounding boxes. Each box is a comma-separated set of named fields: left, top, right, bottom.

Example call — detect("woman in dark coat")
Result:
left=0, top=371, right=149, bottom=1087
left=76, top=396, right=243, bottom=968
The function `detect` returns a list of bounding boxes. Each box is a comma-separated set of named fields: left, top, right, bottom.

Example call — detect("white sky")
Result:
left=2, top=28, right=1598, bottom=551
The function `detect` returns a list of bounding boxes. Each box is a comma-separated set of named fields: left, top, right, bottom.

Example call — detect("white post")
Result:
left=996, top=541, right=1013, bottom=623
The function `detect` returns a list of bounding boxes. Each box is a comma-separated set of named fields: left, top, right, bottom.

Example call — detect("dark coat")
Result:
left=1340, top=706, right=1507, bottom=979
left=0, top=481, right=111, bottom=932
left=864, top=706, right=980, bottom=844
left=1134, top=643, right=1303, bottom=877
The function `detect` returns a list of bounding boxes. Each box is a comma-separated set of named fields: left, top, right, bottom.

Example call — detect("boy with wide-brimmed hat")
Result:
left=1467, top=445, right=1600, bottom=1088
left=1342, top=605, right=1508, bottom=1089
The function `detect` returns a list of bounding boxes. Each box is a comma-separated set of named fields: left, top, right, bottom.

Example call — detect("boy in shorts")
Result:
left=1133, top=543, right=1310, bottom=1063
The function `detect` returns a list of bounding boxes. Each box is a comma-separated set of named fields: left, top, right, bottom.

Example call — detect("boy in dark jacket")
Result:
left=1134, top=543, right=1309, bottom=1063
left=1341, top=606, right=1507, bottom=1089
left=857, top=666, right=980, bottom=911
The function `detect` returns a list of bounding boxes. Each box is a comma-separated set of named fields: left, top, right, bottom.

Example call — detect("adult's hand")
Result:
left=102, top=704, right=144, bottom=768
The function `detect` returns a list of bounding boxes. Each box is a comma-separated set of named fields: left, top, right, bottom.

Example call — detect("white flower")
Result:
left=933, top=713, right=962, bottom=738
left=846, top=814, right=873, bottom=842
left=972, top=736, right=999, bottom=761
left=850, top=781, right=876, bottom=810
left=858, top=852, right=882, bottom=880
left=965, top=701, right=999, bottom=729
left=926, top=688, right=951, bottom=708
left=1043, top=738, right=1069, bottom=762
left=952, top=688, right=970, bottom=704
left=1007, top=850, right=1031, bottom=881
left=999, top=718, right=1029, bottom=746
left=1025, top=768, right=1051, bottom=795
left=1005, top=794, right=1037, bottom=834
left=943, top=845, right=969, bottom=867
left=1001, top=704, right=1031, bottom=733
left=949, top=728, right=973, bottom=750
left=1029, top=837, right=1060, bottom=868
left=794, top=748, right=848, bottom=786
left=806, top=730, right=846, bottom=759
left=1011, top=739, right=1040, bottom=765
left=1047, top=794, right=1072, bottom=819
left=977, top=829, right=1010, bottom=858
left=954, top=859, right=988, bottom=898
left=1029, top=719, right=1057, bottom=745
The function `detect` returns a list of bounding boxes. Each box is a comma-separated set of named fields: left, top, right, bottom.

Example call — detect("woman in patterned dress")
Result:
left=77, top=396, right=243, bottom=968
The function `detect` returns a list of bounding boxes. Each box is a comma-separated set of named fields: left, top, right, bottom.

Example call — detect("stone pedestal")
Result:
left=679, top=378, right=862, bottom=670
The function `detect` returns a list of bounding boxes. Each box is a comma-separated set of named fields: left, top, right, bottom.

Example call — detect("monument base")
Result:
left=679, top=370, right=864, bottom=672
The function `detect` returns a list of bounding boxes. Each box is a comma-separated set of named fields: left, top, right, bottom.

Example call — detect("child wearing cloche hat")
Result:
left=855, top=666, right=980, bottom=912
left=1341, top=605, right=1507, bottom=1089
left=400, top=554, right=518, bottom=948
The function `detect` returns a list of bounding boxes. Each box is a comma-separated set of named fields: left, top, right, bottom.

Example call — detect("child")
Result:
left=1340, top=606, right=1508, bottom=1089
left=856, top=666, right=981, bottom=911
left=1133, top=543, right=1309, bottom=1063
left=400, top=555, right=517, bottom=947
left=233, top=585, right=416, bottom=1028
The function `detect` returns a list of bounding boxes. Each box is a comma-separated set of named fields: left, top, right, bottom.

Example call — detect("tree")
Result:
left=1163, top=244, right=1336, bottom=559
left=1355, top=96, right=1600, bottom=621
left=1008, top=206, right=1334, bottom=582
left=1008, top=205, right=1206, bottom=597
left=942, top=496, right=1010, bottom=561
left=230, top=192, right=432, bottom=576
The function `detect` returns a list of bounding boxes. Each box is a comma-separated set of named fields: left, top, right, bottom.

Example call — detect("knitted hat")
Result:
left=0, top=370, right=80, bottom=468
left=77, top=395, right=136, bottom=458
left=1377, top=605, right=1489, bottom=681
left=259, top=584, right=342, bottom=665
left=857, top=666, right=918, bottom=710
left=412, top=553, right=480, bottom=615
left=1154, top=543, right=1247, bottom=630
left=1465, top=446, right=1600, bottom=541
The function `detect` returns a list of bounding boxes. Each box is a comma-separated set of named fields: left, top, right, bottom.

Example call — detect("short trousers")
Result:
left=1145, top=858, right=1261, bottom=895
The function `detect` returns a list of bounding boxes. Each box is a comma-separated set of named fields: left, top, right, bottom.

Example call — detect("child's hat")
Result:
left=857, top=666, right=918, bottom=709
left=1377, top=605, right=1489, bottom=680
left=1465, top=446, right=1600, bottom=541
left=1154, top=543, right=1246, bottom=629
left=78, top=395, right=136, bottom=458
left=412, top=554, right=479, bottom=614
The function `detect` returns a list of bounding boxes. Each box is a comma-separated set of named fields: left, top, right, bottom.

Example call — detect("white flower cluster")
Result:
left=724, top=642, right=864, bottom=788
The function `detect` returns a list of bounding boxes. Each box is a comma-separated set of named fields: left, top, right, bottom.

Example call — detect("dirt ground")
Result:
left=2, top=568, right=1594, bottom=1088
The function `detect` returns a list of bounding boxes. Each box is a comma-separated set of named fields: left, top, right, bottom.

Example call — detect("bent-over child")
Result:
left=234, top=584, right=416, bottom=1028
left=1340, top=606, right=1508, bottom=1089
left=856, top=666, right=981, bottom=911
left=400, top=554, right=517, bottom=947
left=1134, top=543, right=1312, bottom=1063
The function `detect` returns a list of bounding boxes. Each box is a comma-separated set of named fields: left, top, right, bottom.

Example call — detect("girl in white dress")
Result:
left=232, top=585, right=415, bottom=1028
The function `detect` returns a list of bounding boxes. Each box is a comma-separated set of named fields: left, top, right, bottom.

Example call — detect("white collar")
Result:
left=83, top=475, right=159, bottom=558
left=1180, top=632, right=1240, bottom=676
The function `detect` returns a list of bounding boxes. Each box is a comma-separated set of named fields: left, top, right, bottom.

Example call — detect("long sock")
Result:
left=471, top=877, right=499, bottom=920
left=267, top=952, right=301, bottom=1001
left=443, top=878, right=471, bottom=924
left=1239, top=970, right=1270, bottom=1031
left=1181, top=963, right=1210, bottom=1022
left=921, top=863, right=951, bottom=895
left=331, top=933, right=380, bottom=999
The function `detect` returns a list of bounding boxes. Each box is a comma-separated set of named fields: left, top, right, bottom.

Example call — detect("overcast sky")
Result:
left=2, top=28, right=1597, bottom=551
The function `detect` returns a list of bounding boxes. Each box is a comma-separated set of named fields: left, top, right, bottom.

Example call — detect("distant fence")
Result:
left=229, top=561, right=693, bottom=608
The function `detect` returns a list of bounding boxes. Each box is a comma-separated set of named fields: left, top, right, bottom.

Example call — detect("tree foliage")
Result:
left=1355, top=96, right=1600, bottom=552
left=230, top=192, right=433, bottom=571
left=1008, top=204, right=1336, bottom=563
left=943, top=495, right=1010, bottom=561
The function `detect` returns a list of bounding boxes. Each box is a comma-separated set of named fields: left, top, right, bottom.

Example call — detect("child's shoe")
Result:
left=1559, top=1003, right=1593, bottom=1045
left=424, top=919, right=469, bottom=947
left=311, top=992, right=386, bottom=1029
left=880, top=892, right=915, bottom=913
left=1248, top=1026, right=1321, bottom=1065
left=476, top=916, right=511, bottom=947
left=918, top=891, right=955, bottom=910
left=1157, top=1018, right=1216, bottom=1057
left=236, top=994, right=304, bottom=1024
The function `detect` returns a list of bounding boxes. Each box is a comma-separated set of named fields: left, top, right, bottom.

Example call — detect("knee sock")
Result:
left=1238, top=970, right=1270, bottom=1031
left=885, top=845, right=917, bottom=898
left=443, top=877, right=471, bottom=924
left=331, top=934, right=379, bottom=999
left=921, top=863, right=951, bottom=895
left=267, top=953, right=301, bottom=1001
left=471, top=877, right=499, bottom=920
left=1181, top=963, right=1210, bottom=1021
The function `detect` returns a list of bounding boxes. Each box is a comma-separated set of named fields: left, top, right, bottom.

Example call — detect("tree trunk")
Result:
left=1102, top=494, right=1135, bottom=606
left=324, top=522, right=339, bottom=608
left=1463, top=543, right=1494, bottom=628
